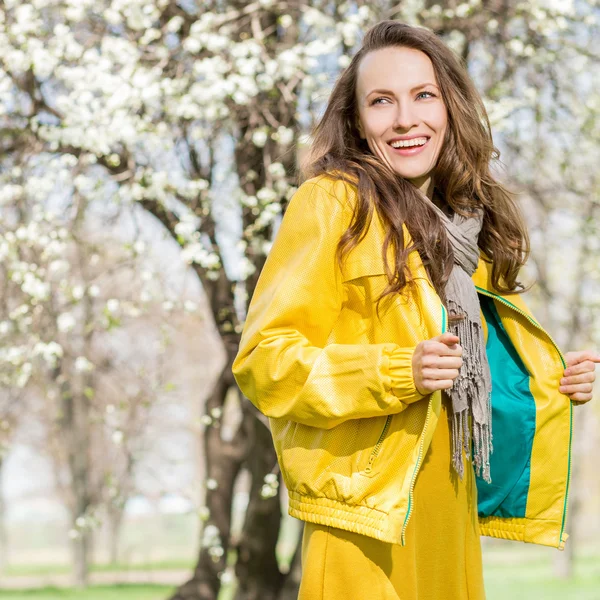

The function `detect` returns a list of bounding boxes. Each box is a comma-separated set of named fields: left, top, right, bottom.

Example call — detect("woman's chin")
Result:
left=393, top=170, right=432, bottom=185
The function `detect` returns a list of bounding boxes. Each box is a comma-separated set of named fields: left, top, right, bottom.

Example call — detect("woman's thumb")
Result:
left=438, top=332, right=460, bottom=346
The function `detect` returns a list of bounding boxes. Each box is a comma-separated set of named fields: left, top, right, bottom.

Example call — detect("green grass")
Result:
left=4, top=561, right=194, bottom=577
left=0, top=567, right=598, bottom=600
left=0, top=585, right=175, bottom=600
left=483, top=543, right=600, bottom=600
left=1, top=542, right=598, bottom=600
left=485, top=567, right=600, bottom=600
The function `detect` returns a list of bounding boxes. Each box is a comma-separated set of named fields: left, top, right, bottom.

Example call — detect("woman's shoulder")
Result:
left=280, top=172, right=357, bottom=237
left=297, top=171, right=359, bottom=211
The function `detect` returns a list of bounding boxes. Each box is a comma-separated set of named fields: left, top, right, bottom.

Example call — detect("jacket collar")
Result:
left=472, top=256, right=494, bottom=292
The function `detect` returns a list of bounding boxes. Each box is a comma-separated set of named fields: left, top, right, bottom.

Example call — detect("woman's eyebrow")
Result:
left=365, top=83, right=439, bottom=98
left=410, top=83, right=439, bottom=92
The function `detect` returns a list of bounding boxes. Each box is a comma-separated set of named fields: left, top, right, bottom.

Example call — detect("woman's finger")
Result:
left=563, top=360, right=596, bottom=377
left=433, top=356, right=463, bottom=370
left=569, top=392, right=593, bottom=403
left=421, top=379, right=455, bottom=391
left=425, top=341, right=463, bottom=358
left=559, top=383, right=593, bottom=395
left=564, top=351, right=600, bottom=367
left=560, top=372, right=595, bottom=386
left=422, top=368, right=460, bottom=381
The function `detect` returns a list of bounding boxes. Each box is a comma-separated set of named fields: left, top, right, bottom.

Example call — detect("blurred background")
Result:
left=0, top=0, right=598, bottom=599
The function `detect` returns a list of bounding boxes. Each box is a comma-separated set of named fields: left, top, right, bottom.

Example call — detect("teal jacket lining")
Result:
left=476, top=295, right=536, bottom=519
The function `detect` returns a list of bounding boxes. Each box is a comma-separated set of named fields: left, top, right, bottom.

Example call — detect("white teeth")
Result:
left=390, top=137, right=428, bottom=148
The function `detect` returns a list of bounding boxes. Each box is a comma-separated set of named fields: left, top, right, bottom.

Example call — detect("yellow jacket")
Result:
left=232, top=175, right=572, bottom=549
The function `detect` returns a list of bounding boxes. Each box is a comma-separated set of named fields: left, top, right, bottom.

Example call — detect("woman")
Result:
left=232, top=21, right=597, bottom=599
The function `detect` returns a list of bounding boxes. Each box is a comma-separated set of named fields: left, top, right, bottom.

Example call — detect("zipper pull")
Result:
left=364, top=454, right=376, bottom=474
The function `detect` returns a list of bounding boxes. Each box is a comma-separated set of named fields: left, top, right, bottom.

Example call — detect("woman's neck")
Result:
left=411, top=177, right=450, bottom=214
left=414, top=176, right=435, bottom=200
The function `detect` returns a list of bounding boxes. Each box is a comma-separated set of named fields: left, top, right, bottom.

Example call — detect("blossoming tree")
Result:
left=0, top=151, right=191, bottom=585
left=1, top=0, right=598, bottom=597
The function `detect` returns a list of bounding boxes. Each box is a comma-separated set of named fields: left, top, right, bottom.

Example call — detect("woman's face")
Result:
left=355, top=46, right=448, bottom=189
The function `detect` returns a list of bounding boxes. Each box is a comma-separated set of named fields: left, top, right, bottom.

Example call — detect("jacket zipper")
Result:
left=364, top=415, right=392, bottom=474
left=475, top=287, right=572, bottom=548
left=400, top=304, right=448, bottom=544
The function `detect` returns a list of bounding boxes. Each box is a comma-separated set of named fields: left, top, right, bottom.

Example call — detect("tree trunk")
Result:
left=278, top=525, right=303, bottom=600
left=106, top=504, right=124, bottom=565
left=170, top=362, right=249, bottom=600
left=59, top=373, right=93, bottom=588
left=233, top=411, right=283, bottom=600
left=72, top=528, right=90, bottom=588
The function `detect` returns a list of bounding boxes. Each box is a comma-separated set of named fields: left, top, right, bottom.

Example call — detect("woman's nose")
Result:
left=392, top=100, right=418, bottom=130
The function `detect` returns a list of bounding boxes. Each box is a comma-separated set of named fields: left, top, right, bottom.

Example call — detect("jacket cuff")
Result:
left=386, top=346, right=426, bottom=405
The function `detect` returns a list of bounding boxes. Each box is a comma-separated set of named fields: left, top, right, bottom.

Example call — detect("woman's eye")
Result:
left=417, top=91, right=436, bottom=99
left=371, top=97, right=390, bottom=105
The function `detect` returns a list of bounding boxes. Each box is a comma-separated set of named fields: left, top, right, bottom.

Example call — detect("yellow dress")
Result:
left=298, top=394, right=486, bottom=600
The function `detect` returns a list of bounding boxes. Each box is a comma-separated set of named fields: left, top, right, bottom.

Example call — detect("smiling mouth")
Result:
left=388, top=136, right=430, bottom=149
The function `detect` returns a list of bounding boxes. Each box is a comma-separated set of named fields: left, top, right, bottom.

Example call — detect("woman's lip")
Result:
left=388, top=138, right=430, bottom=156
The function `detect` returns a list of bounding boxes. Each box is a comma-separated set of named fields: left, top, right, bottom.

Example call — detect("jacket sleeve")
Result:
left=232, top=178, right=426, bottom=429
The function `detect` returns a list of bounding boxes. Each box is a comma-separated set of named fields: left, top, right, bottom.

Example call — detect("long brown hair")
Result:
left=302, top=21, right=529, bottom=307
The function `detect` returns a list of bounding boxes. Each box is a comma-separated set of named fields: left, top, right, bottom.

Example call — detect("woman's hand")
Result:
left=559, top=351, right=600, bottom=404
left=412, top=332, right=463, bottom=395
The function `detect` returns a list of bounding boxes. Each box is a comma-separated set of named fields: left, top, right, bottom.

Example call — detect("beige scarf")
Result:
left=428, top=201, right=493, bottom=483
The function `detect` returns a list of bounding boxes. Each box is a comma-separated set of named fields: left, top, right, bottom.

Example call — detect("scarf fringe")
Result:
left=448, top=298, right=493, bottom=484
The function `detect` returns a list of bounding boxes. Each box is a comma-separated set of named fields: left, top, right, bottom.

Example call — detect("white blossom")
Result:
left=133, top=240, right=146, bottom=254
left=166, top=16, right=184, bottom=32
left=57, top=313, right=76, bottom=333
left=33, top=341, right=64, bottom=365
left=184, top=300, right=198, bottom=312
left=256, top=188, right=278, bottom=204
left=202, top=524, right=221, bottom=548
left=260, top=484, right=278, bottom=499
left=208, top=545, right=224, bottom=559
left=72, top=285, right=85, bottom=300
left=219, top=570, right=235, bottom=585
left=174, top=219, right=199, bottom=240
left=22, top=273, right=50, bottom=301
left=238, top=257, right=257, bottom=281
left=106, top=299, right=120, bottom=313
left=252, top=130, right=268, bottom=148
left=279, top=14, right=293, bottom=28
left=338, top=54, right=351, bottom=69
left=74, top=356, right=94, bottom=372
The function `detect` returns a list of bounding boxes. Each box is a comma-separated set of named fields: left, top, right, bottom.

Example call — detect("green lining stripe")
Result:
left=401, top=303, right=446, bottom=543
left=561, top=401, right=573, bottom=543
